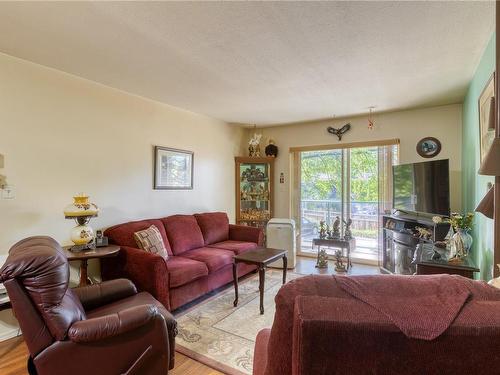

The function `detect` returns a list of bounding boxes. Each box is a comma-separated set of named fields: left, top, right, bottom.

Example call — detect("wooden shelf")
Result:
left=238, top=219, right=270, bottom=222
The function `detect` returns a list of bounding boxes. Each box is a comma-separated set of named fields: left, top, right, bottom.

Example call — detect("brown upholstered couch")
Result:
left=254, top=274, right=500, bottom=375
left=102, top=212, right=263, bottom=311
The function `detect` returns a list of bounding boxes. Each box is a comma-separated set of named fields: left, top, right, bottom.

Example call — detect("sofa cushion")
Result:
left=161, top=215, right=205, bottom=255
left=194, top=212, right=230, bottom=245
left=134, top=225, right=169, bottom=259
left=180, top=247, right=234, bottom=273
left=165, top=257, right=208, bottom=288
left=208, top=240, right=258, bottom=255
left=104, top=219, right=172, bottom=256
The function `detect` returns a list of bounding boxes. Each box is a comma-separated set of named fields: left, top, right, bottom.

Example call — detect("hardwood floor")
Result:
left=0, top=256, right=378, bottom=375
left=0, top=336, right=26, bottom=375
left=0, top=336, right=223, bottom=375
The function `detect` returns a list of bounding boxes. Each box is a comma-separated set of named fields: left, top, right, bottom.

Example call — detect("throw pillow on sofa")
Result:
left=134, top=225, right=169, bottom=259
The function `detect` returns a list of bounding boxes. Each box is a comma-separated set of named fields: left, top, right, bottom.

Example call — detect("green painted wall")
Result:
left=462, top=34, right=495, bottom=280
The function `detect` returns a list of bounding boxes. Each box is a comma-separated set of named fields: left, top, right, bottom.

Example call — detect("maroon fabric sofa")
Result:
left=254, top=275, right=500, bottom=375
left=101, top=212, right=263, bottom=311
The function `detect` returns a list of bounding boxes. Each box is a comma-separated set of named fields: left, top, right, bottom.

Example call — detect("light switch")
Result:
left=1, top=185, right=15, bottom=199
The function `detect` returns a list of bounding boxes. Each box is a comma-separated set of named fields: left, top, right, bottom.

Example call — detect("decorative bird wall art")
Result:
left=327, top=123, right=351, bottom=141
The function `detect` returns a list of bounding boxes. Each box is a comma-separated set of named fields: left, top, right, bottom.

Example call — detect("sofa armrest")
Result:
left=68, top=304, right=160, bottom=343
left=253, top=328, right=271, bottom=375
left=74, top=279, right=137, bottom=311
left=229, top=224, right=264, bottom=246
left=292, top=296, right=500, bottom=375
left=101, top=246, right=171, bottom=310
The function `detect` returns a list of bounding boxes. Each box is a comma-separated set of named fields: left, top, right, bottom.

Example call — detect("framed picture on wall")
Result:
left=154, top=146, right=193, bottom=190
left=478, top=72, right=495, bottom=163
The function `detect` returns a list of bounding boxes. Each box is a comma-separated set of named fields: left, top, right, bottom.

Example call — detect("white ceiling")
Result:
left=0, top=1, right=494, bottom=126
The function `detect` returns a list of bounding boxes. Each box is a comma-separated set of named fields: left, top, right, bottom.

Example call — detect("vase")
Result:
left=451, top=229, right=473, bottom=259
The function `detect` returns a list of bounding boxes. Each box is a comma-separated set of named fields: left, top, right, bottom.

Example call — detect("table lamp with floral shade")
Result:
left=64, top=193, right=99, bottom=252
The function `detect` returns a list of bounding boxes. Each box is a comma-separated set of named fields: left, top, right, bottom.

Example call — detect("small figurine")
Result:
left=265, top=139, right=278, bottom=157
left=334, top=250, right=347, bottom=273
left=415, top=226, right=432, bottom=240
left=249, top=132, right=262, bottom=157
left=326, top=224, right=333, bottom=239
left=343, top=218, right=353, bottom=240
left=319, top=221, right=327, bottom=239
left=263, top=190, right=269, bottom=200
left=331, top=216, right=341, bottom=239
left=316, top=248, right=328, bottom=269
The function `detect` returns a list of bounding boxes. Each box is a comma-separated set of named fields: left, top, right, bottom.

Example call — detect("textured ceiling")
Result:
left=0, top=1, right=494, bottom=125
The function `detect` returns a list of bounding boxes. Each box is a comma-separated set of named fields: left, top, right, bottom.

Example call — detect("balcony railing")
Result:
left=300, top=199, right=379, bottom=259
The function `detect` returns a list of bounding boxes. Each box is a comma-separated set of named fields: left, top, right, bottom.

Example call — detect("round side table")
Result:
left=63, top=245, right=120, bottom=287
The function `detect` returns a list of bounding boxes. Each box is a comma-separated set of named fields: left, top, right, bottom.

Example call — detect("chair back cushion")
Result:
left=134, top=225, right=169, bottom=259
left=0, top=236, right=86, bottom=341
left=194, top=212, right=230, bottom=245
left=105, top=219, right=173, bottom=256
left=4, top=278, right=53, bottom=356
left=161, top=215, right=204, bottom=255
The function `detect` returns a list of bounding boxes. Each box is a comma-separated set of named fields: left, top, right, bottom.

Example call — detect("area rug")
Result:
left=175, top=270, right=305, bottom=375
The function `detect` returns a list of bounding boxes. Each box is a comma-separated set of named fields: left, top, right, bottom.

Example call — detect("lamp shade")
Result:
left=475, top=185, right=494, bottom=219
left=488, top=97, right=496, bottom=130
left=479, top=138, right=500, bottom=176
left=64, top=194, right=99, bottom=218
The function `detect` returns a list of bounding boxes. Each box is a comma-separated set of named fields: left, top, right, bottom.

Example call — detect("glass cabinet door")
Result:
left=235, top=158, right=274, bottom=228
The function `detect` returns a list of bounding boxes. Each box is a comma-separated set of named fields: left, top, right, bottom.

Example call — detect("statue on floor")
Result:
left=334, top=250, right=347, bottom=273
left=316, top=248, right=328, bottom=269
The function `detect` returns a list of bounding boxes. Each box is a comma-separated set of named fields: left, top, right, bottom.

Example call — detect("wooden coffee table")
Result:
left=233, top=247, right=287, bottom=315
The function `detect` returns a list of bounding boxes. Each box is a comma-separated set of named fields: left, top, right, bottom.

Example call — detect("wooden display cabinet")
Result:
left=235, top=157, right=274, bottom=229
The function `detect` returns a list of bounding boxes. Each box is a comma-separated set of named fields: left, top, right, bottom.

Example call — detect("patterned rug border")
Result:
left=173, top=269, right=306, bottom=374
left=176, top=344, right=248, bottom=375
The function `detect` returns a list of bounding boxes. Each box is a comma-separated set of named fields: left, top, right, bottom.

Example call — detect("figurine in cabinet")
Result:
left=235, top=157, right=274, bottom=228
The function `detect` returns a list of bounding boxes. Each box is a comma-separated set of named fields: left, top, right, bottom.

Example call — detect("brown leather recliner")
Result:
left=0, top=236, right=177, bottom=375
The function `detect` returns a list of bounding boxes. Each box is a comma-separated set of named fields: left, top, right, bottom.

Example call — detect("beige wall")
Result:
left=0, top=53, right=243, bottom=339
left=243, top=104, right=463, bottom=218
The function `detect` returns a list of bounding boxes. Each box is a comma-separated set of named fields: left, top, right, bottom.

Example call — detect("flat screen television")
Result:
left=393, top=159, right=450, bottom=216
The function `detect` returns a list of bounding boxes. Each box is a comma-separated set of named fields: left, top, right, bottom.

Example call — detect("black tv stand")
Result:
left=380, top=214, right=450, bottom=275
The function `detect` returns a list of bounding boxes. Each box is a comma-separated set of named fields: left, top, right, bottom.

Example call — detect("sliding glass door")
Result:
left=297, top=143, right=398, bottom=263
left=300, top=149, right=343, bottom=250
left=347, top=147, right=379, bottom=261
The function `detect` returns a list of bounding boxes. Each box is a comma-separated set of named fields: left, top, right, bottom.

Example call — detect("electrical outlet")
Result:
left=1, top=185, right=15, bottom=199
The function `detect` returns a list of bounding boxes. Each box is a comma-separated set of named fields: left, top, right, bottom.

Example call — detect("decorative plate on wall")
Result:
left=416, top=137, right=441, bottom=158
